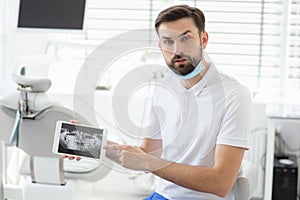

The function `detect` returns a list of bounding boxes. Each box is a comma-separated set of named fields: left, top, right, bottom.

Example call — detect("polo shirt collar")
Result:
left=175, top=57, right=218, bottom=96
left=189, top=60, right=218, bottom=96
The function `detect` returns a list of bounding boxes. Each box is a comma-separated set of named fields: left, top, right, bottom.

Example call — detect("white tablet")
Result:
left=53, top=121, right=107, bottom=161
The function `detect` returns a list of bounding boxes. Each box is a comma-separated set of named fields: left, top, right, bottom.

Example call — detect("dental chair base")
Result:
left=4, top=176, right=94, bottom=200
left=22, top=177, right=94, bottom=200
left=234, top=159, right=258, bottom=200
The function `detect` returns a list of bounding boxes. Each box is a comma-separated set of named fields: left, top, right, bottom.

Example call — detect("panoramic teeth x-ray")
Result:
left=60, top=128, right=102, bottom=154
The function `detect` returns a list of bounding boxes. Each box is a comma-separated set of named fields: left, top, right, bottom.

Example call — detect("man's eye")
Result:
left=162, top=40, right=174, bottom=46
left=181, top=36, right=192, bottom=42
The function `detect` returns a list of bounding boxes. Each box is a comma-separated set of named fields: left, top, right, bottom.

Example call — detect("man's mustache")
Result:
left=171, top=54, right=193, bottom=65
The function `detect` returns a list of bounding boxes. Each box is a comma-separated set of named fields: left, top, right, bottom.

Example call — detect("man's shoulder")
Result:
left=218, top=70, right=250, bottom=93
left=214, top=70, right=252, bottom=106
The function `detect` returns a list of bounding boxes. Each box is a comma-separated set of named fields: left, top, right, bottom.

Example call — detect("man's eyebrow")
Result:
left=161, top=36, right=172, bottom=39
left=179, top=30, right=193, bottom=37
left=161, top=30, right=193, bottom=39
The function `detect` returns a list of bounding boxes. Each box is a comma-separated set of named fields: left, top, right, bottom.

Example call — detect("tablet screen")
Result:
left=58, top=122, right=103, bottom=159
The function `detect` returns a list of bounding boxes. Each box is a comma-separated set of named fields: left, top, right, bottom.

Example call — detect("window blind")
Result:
left=53, top=0, right=168, bottom=45
left=0, top=0, right=5, bottom=79
left=47, top=0, right=300, bottom=98
left=287, top=0, right=300, bottom=96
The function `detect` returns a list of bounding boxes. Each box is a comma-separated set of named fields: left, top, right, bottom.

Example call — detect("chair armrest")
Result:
left=234, top=159, right=258, bottom=200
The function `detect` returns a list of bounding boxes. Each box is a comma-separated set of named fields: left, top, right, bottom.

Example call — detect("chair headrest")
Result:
left=0, top=91, right=53, bottom=112
left=0, top=74, right=54, bottom=112
left=11, top=74, right=52, bottom=92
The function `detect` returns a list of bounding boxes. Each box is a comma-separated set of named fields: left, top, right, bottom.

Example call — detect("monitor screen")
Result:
left=17, top=0, right=86, bottom=30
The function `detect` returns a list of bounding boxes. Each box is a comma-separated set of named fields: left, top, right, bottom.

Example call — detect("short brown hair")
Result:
left=155, top=5, right=205, bottom=34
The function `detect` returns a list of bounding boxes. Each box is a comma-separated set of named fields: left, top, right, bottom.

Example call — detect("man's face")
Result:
left=158, top=17, right=206, bottom=76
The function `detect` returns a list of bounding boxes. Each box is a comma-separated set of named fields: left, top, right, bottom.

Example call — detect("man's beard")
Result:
left=166, top=51, right=202, bottom=76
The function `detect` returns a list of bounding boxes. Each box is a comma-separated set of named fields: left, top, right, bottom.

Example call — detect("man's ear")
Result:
left=202, top=32, right=209, bottom=49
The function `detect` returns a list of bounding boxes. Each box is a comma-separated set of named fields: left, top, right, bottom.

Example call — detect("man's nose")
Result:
left=174, top=42, right=184, bottom=55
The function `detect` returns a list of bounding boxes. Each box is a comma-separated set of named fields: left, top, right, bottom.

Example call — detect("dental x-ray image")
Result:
left=58, top=123, right=103, bottom=159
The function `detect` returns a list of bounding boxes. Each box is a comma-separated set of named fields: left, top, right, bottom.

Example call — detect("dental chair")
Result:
left=233, top=159, right=258, bottom=200
left=0, top=74, right=112, bottom=200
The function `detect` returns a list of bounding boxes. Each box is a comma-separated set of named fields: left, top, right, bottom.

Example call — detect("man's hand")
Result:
left=104, top=144, right=171, bottom=172
left=104, top=144, right=147, bottom=170
left=61, top=154, right=81, bottom=161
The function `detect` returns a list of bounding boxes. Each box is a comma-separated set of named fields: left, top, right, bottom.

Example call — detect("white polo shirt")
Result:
left=146, top=58, right=252, bottom=200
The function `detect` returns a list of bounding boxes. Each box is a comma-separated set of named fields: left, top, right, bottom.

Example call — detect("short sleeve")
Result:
left=217, top=85, right=252, bottom=149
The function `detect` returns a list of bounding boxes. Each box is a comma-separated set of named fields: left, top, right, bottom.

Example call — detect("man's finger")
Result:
left=70, top=119, right=80, bottom=124
left=68, top=156, right=75, bottom=160
left=62, top=155, right=75, bottom=160
left=104, top=144, right=125, bottom=150
left=76, top=157, right=81, bottom=161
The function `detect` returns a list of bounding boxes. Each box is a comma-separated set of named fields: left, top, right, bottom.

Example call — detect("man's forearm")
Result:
left=148, top=156, right=233, bottom=197
left=105, top=143, right=235, bottom=196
